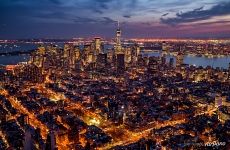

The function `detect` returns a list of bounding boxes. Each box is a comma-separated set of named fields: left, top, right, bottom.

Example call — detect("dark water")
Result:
left=0, top=55, right=30, bottom=65
left=184, top=56, right=230, bottom=69
left=145, top=51, right=230, bottom=69
left=0, top=43, right=62, bottom=65
left=0, top=43, right=35, bottom=65
left=0, top=43, right=37, bottom=52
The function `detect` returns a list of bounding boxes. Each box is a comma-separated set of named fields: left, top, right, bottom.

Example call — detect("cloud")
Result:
left=193, top=6, right=204, bottom=11
left=73, top=16, right=116, bottom=25
left=1, top=0, right=230, bottom=39
left=123, top=15, right=131, bottom=18
left=162, top=13, right=169, bottom=17
left=93, top=9, right=104, bottom=14
left=161, top=2, right=230, bottom=25
left=73, top=17, right=98, bottom=24
left=191, top=20, right=230, bottom=26
left=101, top=17, right=116, bottom=24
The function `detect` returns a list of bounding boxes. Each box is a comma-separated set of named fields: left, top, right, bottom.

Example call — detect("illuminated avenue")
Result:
left=0, top=25, right=230, bottom=150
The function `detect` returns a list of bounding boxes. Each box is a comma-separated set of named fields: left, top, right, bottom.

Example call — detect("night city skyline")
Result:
left=1, top=0, right=230, bottom=39
left=0, top=1, right=230, bottom=150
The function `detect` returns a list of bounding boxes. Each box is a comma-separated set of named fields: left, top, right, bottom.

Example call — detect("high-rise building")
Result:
left=169, top=58, right=174, bottom=68
left=161, top=55, right=166, bottom=65
left=136, top=45, right=141, bottom=56
left=176, top=53, right=184, bottom=68
left=18, top=114, right=29, bottom=127
left=137, top=54, right=145, bottom=66
left=125, top=47, right=132, bottom=65
left=23, top=115, right=33, bottom=150
left=215, top=94, right=223, bottom=108
left=107, top=99, right=119, bottom=121
left=83, top=44, right=96, bottom=64
left=107, top=49, right=113, bottom=63
left=23, top=126, right=33, bottom=150
left=148, top=56, right=158, bottom=74
left=63, top=44, right=75, bottom=69
left=75, top=60, right=84, bottom=72
left=74, top=45, right=81, bottom=61
left=68, top=126, right=80, bottom=145
left=116, top=54, right=125, bottom=73
left=30, top=46, right=46, bottom=68
left=63, top=44, right=70, bottom=58
left=37, top=46, right=46, bottom=55
left=69, top=48, right=76, bottom=70
left=45, top=130, right=56, bottom=150
left=94, top=37, right=102, bottom=55
left=87, top=52, right=94, bottom=64
left=162, top=41, right=167, bottom=52
left=115, top=21, right=122, bottom=54
left=97, top=53, right=107, bottom=69
left=15, top=64, right=43, bottom=83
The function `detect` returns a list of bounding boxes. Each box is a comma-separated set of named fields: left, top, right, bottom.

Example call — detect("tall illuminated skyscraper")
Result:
left=38, top=46, right=45, bottom=54
left=63, top=44, right=70, bottom=58
left=74, top=45, right=81, bottom=61
left=63, top=44, right=75, bottom=69
left=115, top=21, right=122, bottom=54
left=125, top=47, right=132, bottom=65
left=30, top=46, right=45, bottom=68
left=94, top=37, right=102, bottom=55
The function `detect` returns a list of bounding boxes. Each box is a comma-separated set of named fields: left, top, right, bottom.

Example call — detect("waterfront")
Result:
left=145, top=51, right=230, bottom=69
left=0, top=55, right=30, bottom=65
left=1, top=43, right=230, bottom=69
left=1, top=40, right=229, bottom=150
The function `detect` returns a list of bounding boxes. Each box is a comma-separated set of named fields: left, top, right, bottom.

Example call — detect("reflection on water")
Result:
left=184, top=56, right=230, bottom=69
left=0, top=43, right=38, bottom=52
left=143, top=51, right=230, bottom=69
left=0, top=55, right=30, bottom=65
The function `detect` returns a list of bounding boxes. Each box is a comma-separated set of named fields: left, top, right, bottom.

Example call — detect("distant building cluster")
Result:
left=0, top=26, right=230, bottom=150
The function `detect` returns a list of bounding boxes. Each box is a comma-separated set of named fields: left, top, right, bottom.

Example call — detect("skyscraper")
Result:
left=24, top=126, right=33, bottom=150
left=169, top=58, right=174, bottom=68
left=161, top=54, right=166, bottom=65
left=94, top=37, right=102, bottom=55
left=30, top=46, right=45, bottom=68
left=148, top=56, right=158, bottom=74
left=125, top=47, right=132, bottom=65
left=116, top=54, right=125, bottom=73
left=45, top=130, right=56, bottom=150
left=74, top=45, right=81, bottom=61
left=115, top=21, right=122, bottom=54
left=176, top=52, right=184, bottom=68
left=63, top=44, right=75, bottom=69
left=162, top=41, right=167, bottom=52
left=97, top=53, right=107, bottom=69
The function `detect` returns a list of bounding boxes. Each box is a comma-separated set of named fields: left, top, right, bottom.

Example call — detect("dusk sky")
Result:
left=1, top=0, right=230, bottom=39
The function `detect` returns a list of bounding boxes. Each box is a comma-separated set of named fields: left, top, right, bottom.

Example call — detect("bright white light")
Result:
left=89, top=118, right=100, bottom=126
